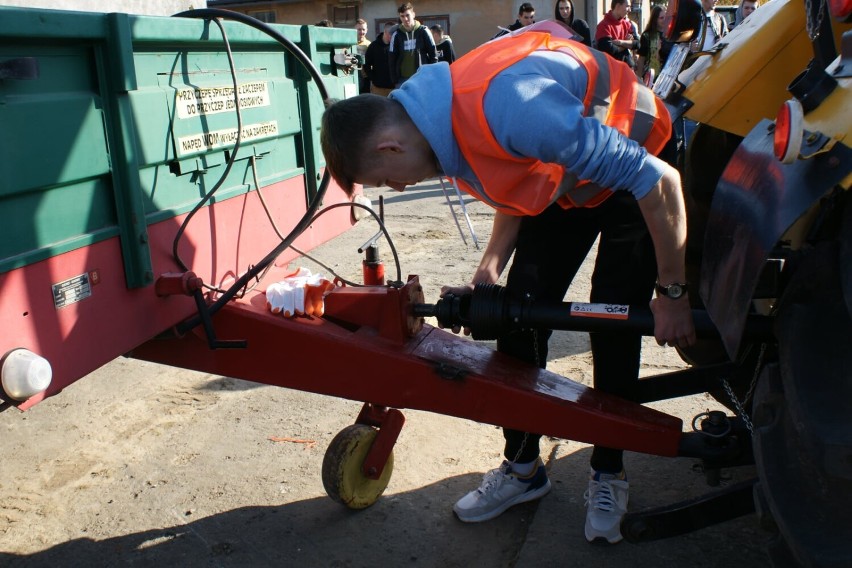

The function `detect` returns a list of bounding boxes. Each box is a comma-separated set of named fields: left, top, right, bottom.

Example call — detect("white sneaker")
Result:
left=584, top=469, right=629, bottom=543
left=453, top=458, right=551, bottom=523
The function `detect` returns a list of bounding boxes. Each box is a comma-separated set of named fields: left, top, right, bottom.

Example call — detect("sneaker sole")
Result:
left=585, top=532, right=624, bottom=545
left=453, top=479, right=552, bottom=523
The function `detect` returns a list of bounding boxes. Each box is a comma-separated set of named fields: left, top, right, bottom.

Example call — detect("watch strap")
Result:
left=655, top=281, right=688, bottom=298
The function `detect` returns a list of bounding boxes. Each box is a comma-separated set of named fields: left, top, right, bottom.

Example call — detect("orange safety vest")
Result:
left=450, top=29, right=671, bottom=216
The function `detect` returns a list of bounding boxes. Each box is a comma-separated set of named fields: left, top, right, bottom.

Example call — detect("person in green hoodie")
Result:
left=388, top=2, right=438, bottom=87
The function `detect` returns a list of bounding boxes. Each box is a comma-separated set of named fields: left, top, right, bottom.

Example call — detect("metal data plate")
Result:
left=52, top=273, right=92, bottom=309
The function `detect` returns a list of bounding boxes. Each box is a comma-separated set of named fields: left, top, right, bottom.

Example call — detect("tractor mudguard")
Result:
left=699, top=118, right=852, bottom=359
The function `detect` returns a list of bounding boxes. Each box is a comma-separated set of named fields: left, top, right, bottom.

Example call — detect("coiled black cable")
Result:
left=171, top=8, right=336, bottom=334
left=170, top=16, right=242, bottom=275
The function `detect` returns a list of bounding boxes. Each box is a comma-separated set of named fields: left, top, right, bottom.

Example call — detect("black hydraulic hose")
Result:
left=171, top=16, right=242, bottom=274
left=171, top=8, right=332, bottom=335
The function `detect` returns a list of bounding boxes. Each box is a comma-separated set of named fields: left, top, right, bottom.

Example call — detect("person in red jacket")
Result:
left=595, top=0, right=639, bottom=70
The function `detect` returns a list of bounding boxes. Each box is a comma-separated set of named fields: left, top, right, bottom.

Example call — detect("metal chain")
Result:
left=510, top=327, right=540, bottom=465
left=741, top=342, right=766, bottom=408
left=805, top=0, right=826, bottom=40
left=722, top=379, right=753, bottom=434
left=532, top=327, right=541, bottom=368
left=722, top=343, right=767, bottom=436
left=511, top=432, right=530, bottom=464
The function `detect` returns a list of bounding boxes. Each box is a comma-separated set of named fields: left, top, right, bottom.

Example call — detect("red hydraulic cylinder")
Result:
left=362, top=244, right=385, bottom=286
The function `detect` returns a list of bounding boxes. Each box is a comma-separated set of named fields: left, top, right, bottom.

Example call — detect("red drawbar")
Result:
left=130, top=277, right=684, bottom=457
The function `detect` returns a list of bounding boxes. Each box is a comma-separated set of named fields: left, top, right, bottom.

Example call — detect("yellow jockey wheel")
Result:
left=322, top=424, right=394, bottom=509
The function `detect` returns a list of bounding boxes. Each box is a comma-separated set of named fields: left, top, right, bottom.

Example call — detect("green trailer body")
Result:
left=0, top=6, right=358, bottom=285
left=0, top=7, right=360, bottom=406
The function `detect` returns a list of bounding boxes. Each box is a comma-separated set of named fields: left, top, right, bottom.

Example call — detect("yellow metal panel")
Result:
left=680, top=0, right=851, bottom=137
left=800, top=58, right=852, bottom=152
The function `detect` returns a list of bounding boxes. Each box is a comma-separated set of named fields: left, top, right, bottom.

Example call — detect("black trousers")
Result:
left=498, top=191, right=657, bottom=473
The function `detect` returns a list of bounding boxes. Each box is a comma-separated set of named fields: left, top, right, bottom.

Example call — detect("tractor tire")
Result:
left=751, top=231, right=852, bottom=567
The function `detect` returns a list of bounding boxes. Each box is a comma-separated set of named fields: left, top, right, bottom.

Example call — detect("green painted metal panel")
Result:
left=0, top=6, right=357, bottom=286
left=0, top=84, right=111, bottom=194
left=295, top=25, right=360, bottom=201
left=0, top=42, right=115, bottom=271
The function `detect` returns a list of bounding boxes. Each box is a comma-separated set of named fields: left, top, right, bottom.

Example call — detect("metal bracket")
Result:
left=798, top=129, right=831, bottom=159
left=332, top=49, right=361, bottom=75
left=356, top=403, right=405, bottom=480
left=837, top=31, right=852, bottom=79
left=190, top=289, right=248, bottom=350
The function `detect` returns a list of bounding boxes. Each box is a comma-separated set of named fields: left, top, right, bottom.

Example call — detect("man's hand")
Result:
left=638, top=163, right=696, bottom=349
left=436, top=212, right=521, bottom=336
left=649, top=295, right=696, bottom=348
left=439, top=284, right=474, bottom=335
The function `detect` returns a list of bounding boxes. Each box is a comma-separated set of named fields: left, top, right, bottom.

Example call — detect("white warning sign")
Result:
left=569, top=302, right=630, bottom=320
left=178, top=121, right=279, bottom=156
left=175, top=81, right=271, bottom=119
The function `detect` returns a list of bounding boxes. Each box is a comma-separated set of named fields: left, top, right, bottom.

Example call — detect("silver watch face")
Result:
left=667, top=284, right=684, bottom=298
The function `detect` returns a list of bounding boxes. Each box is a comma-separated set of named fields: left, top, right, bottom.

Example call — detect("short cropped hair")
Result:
left=610, top=0, right=628, bottom=8
left=398, top=2, right=414, bottom=13
left=519, top=2, right=535, bottom=14
left=321, top=95, right=407, bottom=196
left=355, top=18, right=367, bottom=26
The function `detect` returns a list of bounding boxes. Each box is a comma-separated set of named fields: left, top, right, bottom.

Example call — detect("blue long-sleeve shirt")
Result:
left=390, top=51, right=666, bottom=206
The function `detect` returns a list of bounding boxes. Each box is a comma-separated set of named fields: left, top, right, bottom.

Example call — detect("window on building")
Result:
left=249, top=10, right=276, bottom=23
left=332, top=5, right=359, bottom=27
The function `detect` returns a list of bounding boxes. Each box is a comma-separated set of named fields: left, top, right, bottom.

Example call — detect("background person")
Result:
left=693, top=0, right=728, bottom=52
left=389, top=2, right=438, bottom=87
left=595, top=0, right=639, bottom=70
left=493, top=2, right=536, bottom=39
left=734, top=0, right=758, bottom=28
left=365, top=22, right=397, bottom=96
left=637, top=5, right=671, bottom=86
left=430, top=24, right=456, bottom=64
left=554, top=0, right=592, bottom=46
left=354, top=18, right=371, bottom=94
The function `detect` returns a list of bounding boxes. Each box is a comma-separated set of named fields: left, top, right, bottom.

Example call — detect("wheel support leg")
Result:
left=355, top=403, right=405, bottom=480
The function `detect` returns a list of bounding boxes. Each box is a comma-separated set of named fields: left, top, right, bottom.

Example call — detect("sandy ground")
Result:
left=0, top=181, right=772, bottom=566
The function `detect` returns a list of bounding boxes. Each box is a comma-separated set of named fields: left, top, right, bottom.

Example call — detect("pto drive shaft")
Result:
left=411, top=283, right=774, bottom=341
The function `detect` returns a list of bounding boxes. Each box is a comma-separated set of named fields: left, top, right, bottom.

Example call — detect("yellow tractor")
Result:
left=653, top=0, right=852, bottom=564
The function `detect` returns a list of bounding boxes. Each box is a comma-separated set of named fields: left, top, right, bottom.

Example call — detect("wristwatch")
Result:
left=655, top=281, right=688, bottom=299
